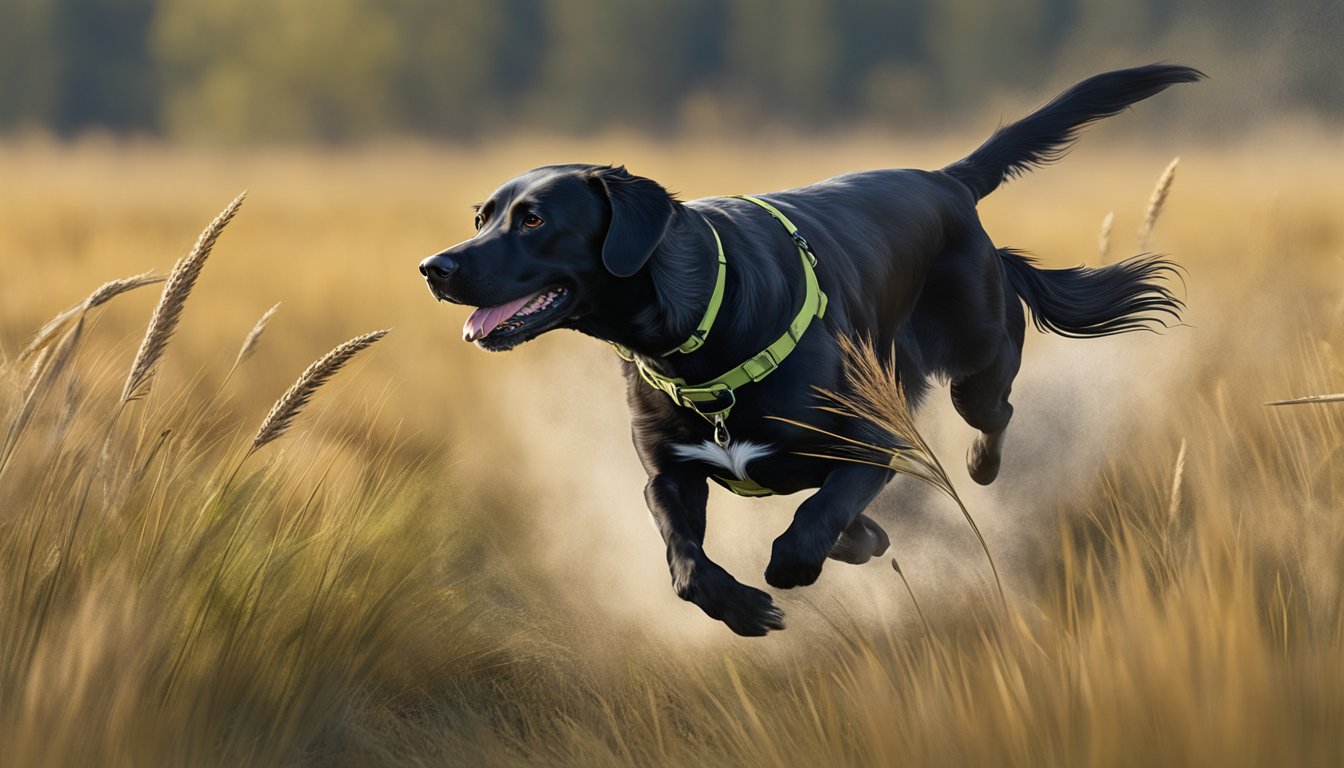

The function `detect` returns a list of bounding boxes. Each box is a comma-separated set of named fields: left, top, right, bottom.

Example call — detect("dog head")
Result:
left=419, top=164, right=677, bottom=351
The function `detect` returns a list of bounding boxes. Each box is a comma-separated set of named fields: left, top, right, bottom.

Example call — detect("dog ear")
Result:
left=588, top=166, right=676, bottom=278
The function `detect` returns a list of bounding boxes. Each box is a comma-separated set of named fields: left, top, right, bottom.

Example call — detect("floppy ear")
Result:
left=588, top=166, right=676, bottom=278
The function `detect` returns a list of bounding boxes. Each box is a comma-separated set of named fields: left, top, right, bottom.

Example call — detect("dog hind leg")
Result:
left=827, top=513, right=891, bottom=565
left=954, top=359, right=1014, bottom=485
left=966, top=426, right=1008, bottom=485
left=951, top=282, right=1021, bottom=484
left=952, top=292, right=1025, bottom=485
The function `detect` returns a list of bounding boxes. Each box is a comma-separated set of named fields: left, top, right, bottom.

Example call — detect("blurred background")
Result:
left=1, top=0, right=1340, bottom=142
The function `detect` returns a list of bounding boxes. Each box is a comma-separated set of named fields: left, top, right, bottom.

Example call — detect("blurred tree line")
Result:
left=1, top=0, right=1339, bottom=141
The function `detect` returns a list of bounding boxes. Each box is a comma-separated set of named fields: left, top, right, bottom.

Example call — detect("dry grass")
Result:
left=1138, top=156, right=1179, bottom=251
left=236, top=302, right=280, bottom=367
left=250, top=328, right=389, bottom=455
left=1097, top=210, right=1114, bottom=263
left=17, top=270, right=164, bottom=363
left=122, top=191, right=245, bottom=404
left=773, top=334, right=1007, bottom=609
left=1, top=129, right=1342, bottom=766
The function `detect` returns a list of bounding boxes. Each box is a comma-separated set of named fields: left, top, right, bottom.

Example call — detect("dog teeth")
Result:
left=510, top=288, right=565, bottom=321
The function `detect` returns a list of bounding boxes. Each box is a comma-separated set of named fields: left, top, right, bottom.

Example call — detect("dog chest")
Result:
left=669, top=440, right=774, bottom=482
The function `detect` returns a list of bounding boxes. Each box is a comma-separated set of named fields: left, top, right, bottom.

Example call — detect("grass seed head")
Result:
left=250, top=329, right=390, bottom=454
left=17, top=272, right=164, bottom=364
left=1138, top=157, right=1179, bottom=250
left=235, top=302, right=280, bottom=367
left=121, top=192, right=245, bottom=404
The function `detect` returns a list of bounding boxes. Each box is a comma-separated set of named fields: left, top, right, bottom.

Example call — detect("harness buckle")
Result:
left=679, top=383, right=735, bottom=416
left=791, top=231, right=817, bottom=266
left=611, top=342, right=636, bottom=362
left=741, top=350, right=777, bottom=382
left=669, top=329, right=708, bottom=356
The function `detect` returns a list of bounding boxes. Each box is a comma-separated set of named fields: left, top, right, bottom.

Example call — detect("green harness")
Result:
left=612, top=195, right=828, bottom=496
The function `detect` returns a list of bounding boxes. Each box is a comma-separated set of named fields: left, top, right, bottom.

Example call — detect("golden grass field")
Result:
left=2, top=125, right=1343, bottom=766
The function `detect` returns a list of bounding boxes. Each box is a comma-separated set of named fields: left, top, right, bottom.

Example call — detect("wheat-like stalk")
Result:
left=182, top=303, right=282, bottom=432
left=1265, top=393, right=1344, bottom=406
left=890, top=558, right=932, bottom=633
left=121, top=192, right=245, bottom=404
left=769, top=334, right=1007, bottom=609
left=17, top=271, right=164, bottom=363
left=22, top=347, right=52, bottom=394
left=235, top=303, right=280, bottom=367
left=21, top=308, right=93, bottom=367
left=1138, top=157, right=1179, bottom=250
left=0, top=347, right=53, bottom=479
left=249, top=329, right=389, bottom=454
left=1167, top=438, right=1187, bottom=523
left=1098, top=211, right=1114, bottom=264
left=0, top=319, right=85, bottom=479
left=86, top=271, right=165, bottom=310
left=778, top=335, right=958, bottom=491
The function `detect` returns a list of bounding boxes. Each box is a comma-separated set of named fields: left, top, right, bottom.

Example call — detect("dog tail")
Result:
left=998, top=249, right=1184, bottom=338
left=943, top=64, right=1204, bottom=201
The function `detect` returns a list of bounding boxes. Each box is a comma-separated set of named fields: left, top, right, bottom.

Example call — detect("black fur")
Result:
left=998, top=250, right=1186, bottom=338
left=943, top=64, right=1205, bottom=200
left=419, top=65, right=1199, bottom=636
left=592, top=166, right=678, bottom=278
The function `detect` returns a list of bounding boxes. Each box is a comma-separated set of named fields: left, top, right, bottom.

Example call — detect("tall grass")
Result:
left=1, top=138, right=1342, bottom=765
left=0, top=202, right=494, bottom=766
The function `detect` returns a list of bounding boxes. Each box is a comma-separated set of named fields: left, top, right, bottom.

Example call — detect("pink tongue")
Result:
left=462, top=292, right=539, bottom=341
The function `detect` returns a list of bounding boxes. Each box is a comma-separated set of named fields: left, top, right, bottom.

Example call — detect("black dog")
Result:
left=420, top=65, right=1200, bottom=635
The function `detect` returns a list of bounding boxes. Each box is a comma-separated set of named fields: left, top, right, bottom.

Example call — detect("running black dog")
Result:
left=420, top=65, right=1200, bottom=635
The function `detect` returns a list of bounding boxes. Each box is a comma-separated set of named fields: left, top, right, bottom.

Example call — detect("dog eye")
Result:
left=522, top=214, right=544, bottom=229
left=473, top=214, right=484, bottom=231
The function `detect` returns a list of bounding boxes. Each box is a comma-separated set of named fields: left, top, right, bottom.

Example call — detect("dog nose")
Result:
left=419, top=254, right=458, bottom=280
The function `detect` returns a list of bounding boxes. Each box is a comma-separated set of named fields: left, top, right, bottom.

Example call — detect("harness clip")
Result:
left=791, top=232, right=817, bottom=266
left=713, top=413, right=731, bottom=447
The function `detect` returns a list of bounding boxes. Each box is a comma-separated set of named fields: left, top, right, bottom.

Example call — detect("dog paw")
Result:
left=827, top=514, right=891, bottom=565
left=717, top=584, right=786, bottom=636
left=765, top=535, right=828, bottom=589
left=675, top=559, right=785, bottom=636
left=967, top=430, right=1004, bottom=486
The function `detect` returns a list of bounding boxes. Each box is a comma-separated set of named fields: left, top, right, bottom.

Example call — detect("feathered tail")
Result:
left=943, top=64, right=1204, bottom=201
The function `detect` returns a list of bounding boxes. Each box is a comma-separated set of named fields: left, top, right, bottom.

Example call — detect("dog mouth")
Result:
left=462, top=285, right=573, bottom=346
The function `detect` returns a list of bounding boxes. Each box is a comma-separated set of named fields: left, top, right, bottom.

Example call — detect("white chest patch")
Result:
left=669, top=440, right=774, bottom=481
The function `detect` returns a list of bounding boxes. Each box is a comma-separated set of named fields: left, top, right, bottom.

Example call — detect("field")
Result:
left=2, top=126, right=1343, bottom=766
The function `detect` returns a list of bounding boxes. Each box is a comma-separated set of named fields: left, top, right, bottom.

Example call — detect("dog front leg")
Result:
left=765, top=464, right=892, bottom=589
left=645, top=472, right=785, bottom=636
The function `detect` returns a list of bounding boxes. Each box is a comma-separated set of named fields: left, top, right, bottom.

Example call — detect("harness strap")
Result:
left=712, top=475, right=776, bottom=496
left=732, top=195, right=819, bottom=268
left=666, top=224, right=726, bottom=355
left=611, top=224, right=724, bottom=361
left=614, top=195, right=828, bottom=423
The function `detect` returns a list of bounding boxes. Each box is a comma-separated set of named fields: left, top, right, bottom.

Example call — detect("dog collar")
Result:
left=613, top=194, right=828, bottom=434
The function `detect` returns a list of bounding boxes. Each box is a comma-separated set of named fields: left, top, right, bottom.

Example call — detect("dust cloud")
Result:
left=453, top=309, right=1200, bottom=653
